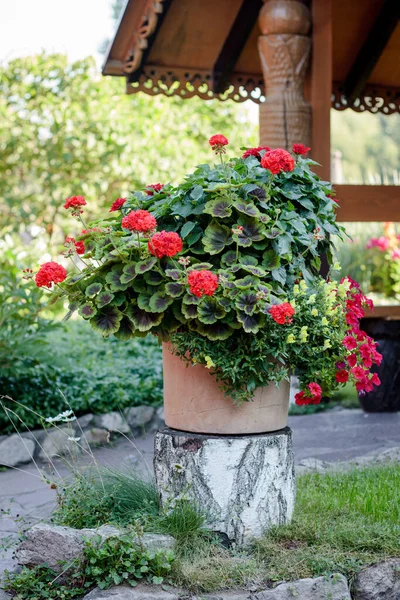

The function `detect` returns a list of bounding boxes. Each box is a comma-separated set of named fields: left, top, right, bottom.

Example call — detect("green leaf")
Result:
left=190, top=184, right=203, bottom=200
left=233, top=199, right=259, bottom=217
left=297, top=197, right=314, bottom=210
left=240, top=255, right=258, bottom=266
left=144, top=270, right=164, bottom=285
left=138, top=292, right=153, bottom=311
left=271, top=267, right=287, bottom=285
left=234, top=275, right=259, bottom=289
left=85, top=282, right=103, bottom=297
left=136, top=257, right=158, bottom=274
left=237, top=216, right=265, bottom=246
left=105, top=266, right=130, bottom=291
left=242, top=265, right=266, bottom=277
left=182, top=293, right=200, bottom=305
left=90, top=307, right=123, bottom=337
left=165, top=282, right=185, bottom=297
left=202, top=220, right=233, bottom=255
left=189, top=262, right=214, bottom=270
left=181, top=303, right=198, bottom=319
left=197, top=297, right=226, bottom=324
left=237, top=311, right=263, bottom=333
left=165, top=269, right=182, bottom=280
left=203, top=198, right=232, bottom=218
left=127, top=305, right=163, bottom=331
left=235, top=291, right=258, bottom=315
left=96, top=290, right=115, bottom=308
left=273, top=234, right=292, bottom=256
left=120, top=262, right=137, bottom=284
left=180, top=221, right=196, bottom=239
left=221, top=250, right=237, bottom=266
left=149, top=292, right=174, bottom=313
left=78, top=303, right=97, bottom=319
left=196, top=321, right=233, bottom=340
left=186, top=227, right=203, bottom=246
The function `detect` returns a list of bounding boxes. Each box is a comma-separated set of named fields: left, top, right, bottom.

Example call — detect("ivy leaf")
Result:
left=271, top=267, right=287, bottom=285
left=235, top=292, right=258, bottom=315
left=120, top=263, right=137, bottom=284
left=127, top=305, right=163, bottom=331
left=197, top=297, right=226, bottom=324
left=203, top=198, right=232, bottom=218
left=237, top=311, right=263, bottom=333
left=297, top=197, right=314, bottom=210
left=85, top=282, right=103, bottom=297
left=233, top=199, right=259, bottom=217
left=149, top=292, right=174, bottom=313
left=165, top=282, right=185, bottom=297
left=196, top=322, right=233, bottom=341
left=136, top=257, right=158, bottom=274
left=78, top=303, right=97, bottom=319
left=180, top=221, right=196, bottom=239
left=190, top=184, right=204, bottom=200
left=90, top=307, right=123, bottom=337
left=273, top=234, right=292, bottom=256
left=202, top=220, right=233, bottom=255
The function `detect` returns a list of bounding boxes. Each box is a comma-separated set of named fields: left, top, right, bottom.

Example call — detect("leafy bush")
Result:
left=0, top=320, right=162, bottom=434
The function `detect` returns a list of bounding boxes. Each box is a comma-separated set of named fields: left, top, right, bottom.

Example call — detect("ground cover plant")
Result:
left=31, top=138, right=382, bottom=406
left=6, top=463, right=399, bottom=597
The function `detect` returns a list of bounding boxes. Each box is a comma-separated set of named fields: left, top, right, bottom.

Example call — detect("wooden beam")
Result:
left=335, top=185, right=400, bottom=222
left=344, top=0, right=400, bottom=104
left=364, top=305, right=400, bottom=319
left=213, top=0, right=262, bottom=94
left=311, top=0, right=332, bottom=181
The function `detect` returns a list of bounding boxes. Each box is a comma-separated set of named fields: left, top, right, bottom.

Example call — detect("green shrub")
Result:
left=0, top=320, right=163, bottom=434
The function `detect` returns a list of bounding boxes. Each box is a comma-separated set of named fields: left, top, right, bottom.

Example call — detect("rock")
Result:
left=83, top=428, right=110, bottom=446
left=252, top=574, right=351, bottom=599
left=83, top=585, right=181, bottom=599
left=93, top=412, right=130, bottom=434
left=125, top=406, right=155, bottom=430
left=154, top=427, right=295, bottom=545
left=38, top=427, right=80, bottom=460
left=295, top=458, right=330, bottom=475
left=0, top=434, right=35, bottom=467
left=16, top=524, right=174, bottom=573
left=0, top=591, right=12, bottom=599
left=75, top=413, right=94, bottom=429
left=353, top=559, right=400, bottom=600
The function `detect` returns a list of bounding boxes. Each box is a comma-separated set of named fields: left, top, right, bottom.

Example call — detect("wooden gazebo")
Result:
left=103, top=0, right=400, bottom=226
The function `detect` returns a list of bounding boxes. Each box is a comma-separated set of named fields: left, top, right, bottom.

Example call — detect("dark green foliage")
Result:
left=0, top=320, right=162, bottom=434
left=4, top=566, right=84, bottom=599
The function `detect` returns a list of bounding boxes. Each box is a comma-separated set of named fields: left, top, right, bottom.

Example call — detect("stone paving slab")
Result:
left=1, top=410, right=399, bottom=578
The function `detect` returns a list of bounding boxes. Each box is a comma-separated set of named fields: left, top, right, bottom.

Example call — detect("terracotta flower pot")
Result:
left=162, top=342, right=290, bottom=435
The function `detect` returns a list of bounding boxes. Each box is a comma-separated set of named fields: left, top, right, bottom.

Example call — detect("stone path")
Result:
left=1, top=409, right=399, bottom=577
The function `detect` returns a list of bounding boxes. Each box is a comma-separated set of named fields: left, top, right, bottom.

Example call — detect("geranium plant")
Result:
left=365, top=222, right=400, bottom=299
left=31, top=137, right=382, bottom=404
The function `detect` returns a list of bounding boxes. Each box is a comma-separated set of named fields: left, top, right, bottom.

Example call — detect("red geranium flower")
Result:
left=148, top=231, right=183, bottom=258
left=65, top=237, right=85, bottom=255
left=35, top=262, right=67, bottom=288
left=261, top=148, right=295, bottom=175
left=145, top=183, right=164, bottom=196
left=64, top=196, right=86, bottom=210
left=292, top=143, right=311, bottom=155
left=188, top=270, right=218, bottom=298
left=209, top=134, right=228, bottom=153
left=269, top=302, right=295, bottom=325
left=242, top=145, right=271, bottom=159
left=110, top=197, right=126, bottom=212
left=121, top=209, right=157, bottom=233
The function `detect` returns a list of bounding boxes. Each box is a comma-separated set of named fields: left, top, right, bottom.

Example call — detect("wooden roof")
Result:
left=103, top=0, right=400, bottom=114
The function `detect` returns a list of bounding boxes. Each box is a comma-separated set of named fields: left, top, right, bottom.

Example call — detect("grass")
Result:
left=50, top=463, right=400, bottom=593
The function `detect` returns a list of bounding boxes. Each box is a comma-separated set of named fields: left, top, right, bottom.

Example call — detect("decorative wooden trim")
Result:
left=332, top=82, right=400, bottom=115
left=364, top=305, right=400, bottom=319
left=335, top=185, right=400, bottom=222
left=127, top=66, right=265, bottom=103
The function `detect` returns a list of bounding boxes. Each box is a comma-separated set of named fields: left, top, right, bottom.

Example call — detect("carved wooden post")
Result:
left=258, top=0, right=312, bottom=149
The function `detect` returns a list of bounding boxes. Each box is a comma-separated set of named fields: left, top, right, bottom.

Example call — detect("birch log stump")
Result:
left=154, top=427, right=295, bottom=545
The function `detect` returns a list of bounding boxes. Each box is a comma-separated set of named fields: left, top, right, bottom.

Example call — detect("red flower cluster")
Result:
left=209, top=134, right=229, bottom=153
left=64, top=196, right=86, bottom=210
left=337, top=278, right=382, bottom=394
left=242, top=146, right=271, bottom=159
left=261, top=148, right=295, bottom=175
left=366, top=236, right=390, bottom=252
left=122, top=209, right=157, bottom=233
left=188, top=270, right=219, bottom=298
left=65, top=236, right=85, bottom=255
left=148, top=230, right=183, bottom=258
left=81, top=227, right=103, bottom=234
left=292, top=143, right=311, bottom=155
left=269, top=302, right=295, bottom=325
left=295, top=382, right=322, bottom=405
left=35, top=262, right=67, bottom=288
left=145, top=184, right=164, bottom=196
left=110, top=197, right=126, bottom=212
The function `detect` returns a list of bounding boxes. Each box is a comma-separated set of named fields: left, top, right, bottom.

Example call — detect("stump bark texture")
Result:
left=154, top=427, right=295, bottom=545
